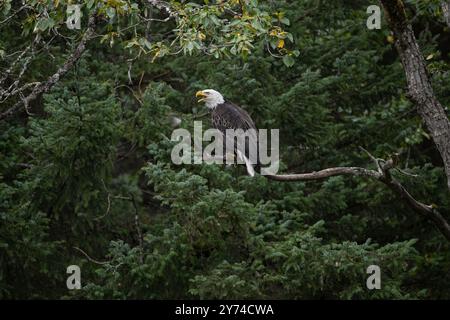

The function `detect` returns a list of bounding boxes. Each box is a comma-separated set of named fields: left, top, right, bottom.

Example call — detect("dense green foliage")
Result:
left=1, top=0, right=450, bottom=299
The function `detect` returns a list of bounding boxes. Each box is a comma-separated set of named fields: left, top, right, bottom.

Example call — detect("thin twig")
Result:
left=130, top=193, right=144, bottom=264
left=73, top=246, right=109, bottom=265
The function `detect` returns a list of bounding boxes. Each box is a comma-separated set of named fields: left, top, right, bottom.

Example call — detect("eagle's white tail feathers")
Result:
left=236, top=150, right=255, bottom=177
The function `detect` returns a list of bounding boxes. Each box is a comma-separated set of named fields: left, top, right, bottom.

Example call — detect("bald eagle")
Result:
left=196, top=89, right=258, bottom=176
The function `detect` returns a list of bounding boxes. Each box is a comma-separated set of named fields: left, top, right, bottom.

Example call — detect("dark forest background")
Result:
left=1, top=0, right=450, bottom=299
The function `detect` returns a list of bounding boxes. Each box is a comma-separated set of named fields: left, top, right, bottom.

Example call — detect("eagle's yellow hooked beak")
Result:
left=196, top=90, right=207, bottom=102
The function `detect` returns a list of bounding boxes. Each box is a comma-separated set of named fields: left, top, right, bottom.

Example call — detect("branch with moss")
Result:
left=0, top=13, right=98, bottom=121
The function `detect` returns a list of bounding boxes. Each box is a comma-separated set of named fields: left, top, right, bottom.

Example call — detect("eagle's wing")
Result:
left=211, top=101, right=256, bottom=133
left=211, top=102, right=258, bottom=176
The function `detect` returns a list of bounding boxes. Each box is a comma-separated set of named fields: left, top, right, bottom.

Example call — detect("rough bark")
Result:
left=442, top=1, right=450, bottom=27
left=380, top=0, right=450, bottom=192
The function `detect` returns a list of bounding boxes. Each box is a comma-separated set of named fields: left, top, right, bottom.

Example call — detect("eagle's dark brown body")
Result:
left=211, top=101, right=259, bottom=167
left=211, top=101, right=257, bottom=133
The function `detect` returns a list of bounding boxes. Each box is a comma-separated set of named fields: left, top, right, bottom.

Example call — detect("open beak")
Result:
left=196, top=90, right=207, bottom=102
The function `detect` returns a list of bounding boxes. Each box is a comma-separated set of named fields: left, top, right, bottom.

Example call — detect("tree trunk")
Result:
left=380, top=0, right=450, bottom=192
left=442, top=1, right=450, bottom=27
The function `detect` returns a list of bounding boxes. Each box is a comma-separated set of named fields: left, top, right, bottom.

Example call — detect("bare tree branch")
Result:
left=266, top=153, right=450, bottom=241
left=0, top=51, right=37, bottom=102
left=266, top=167, right=379, bottom=181
left=0, top=39, right=34, bottom=88
left=73, top=246, right=109, bottom=265
left=0, top=4, right=31, bottom=27
left=0, top=82, right=40, bottom=103
left=379, top=0, right=450, bottom=192
left=0, top=14, right=98, bottom=121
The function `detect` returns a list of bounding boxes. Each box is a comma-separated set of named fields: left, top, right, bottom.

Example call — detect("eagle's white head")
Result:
left=196, top=89, right=225, bottom=109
